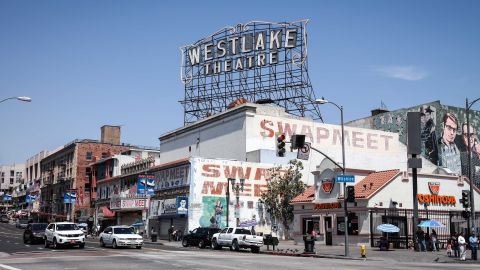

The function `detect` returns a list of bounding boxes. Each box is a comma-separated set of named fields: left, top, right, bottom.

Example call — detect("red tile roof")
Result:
left=292, top=186, right=315, bottom=203
left=354, top=169, right=400, bottom=199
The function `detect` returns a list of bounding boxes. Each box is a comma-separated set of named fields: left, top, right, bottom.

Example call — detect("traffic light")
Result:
left=461, top=190, right=470, bottom=208
left=346, top=186, right=355, bottom=202
left=276, top=134, right=286, bottom=157
left=462, top=210, right=471, bottom=219
left=290, top=134, right=306, bottom=149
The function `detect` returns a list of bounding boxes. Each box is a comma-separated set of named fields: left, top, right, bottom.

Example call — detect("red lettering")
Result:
left=260, top=120, right=274, bottom=138
left=224, top=166, right=238, bottom=178
left=316, top=127, right=329, bottom=144
left=277, top=122, right=297, bottom=138
left=201, top=181, right=226, bottom=195
left=202, top=164, right=220, bottom=177
left=380, top=135, right=393, bottom=151
left=367, top=134, right=378, bottom=149
left=300, top=125, right=314, bottom=143
left=254, top=168, right=268, bottom=181
left=352, top=131, right=364, bottom=148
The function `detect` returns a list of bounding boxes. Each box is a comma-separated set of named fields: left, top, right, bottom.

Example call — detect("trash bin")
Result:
left=151, top=234, right=157, bottom=242
left=303, top=235, right=315, bottom=253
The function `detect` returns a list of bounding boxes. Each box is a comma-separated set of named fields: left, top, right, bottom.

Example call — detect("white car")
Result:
left=44, top=222, right=85, bottom=249
left=99, top=226, right=143, bottom=249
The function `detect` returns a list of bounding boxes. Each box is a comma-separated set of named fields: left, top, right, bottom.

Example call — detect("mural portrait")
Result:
left=199, top=196, right=226, bottom=229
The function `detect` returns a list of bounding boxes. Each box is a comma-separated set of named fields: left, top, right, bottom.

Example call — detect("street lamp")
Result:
left=315, top=97, right=349, bottom=257
left=0, top=96, right=32, bottom=104
left=466, top=97, right=480, bottom=230
left=226, top=178, right=245, bottom=227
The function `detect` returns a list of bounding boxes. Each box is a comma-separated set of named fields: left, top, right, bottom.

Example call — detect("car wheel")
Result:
left=52, top=238, right=58, bottom=249
left=44, top=237, right=50, bottom=248
left=182, top=238, right=189, bottom=247
left=251, top=246, right=260, bottom=253
left=198, top=239, right=205, bottom=249
left=233, top=240, right=240, bottom=251
left=212, top=239, right=221, bottom=250
left=79, top=243, right=85, bottom=249
left=136, top=246, right=142, bottom=249
left=100, top=238, right=105, bottom=247
left=112, top=240, right=117, bottom=249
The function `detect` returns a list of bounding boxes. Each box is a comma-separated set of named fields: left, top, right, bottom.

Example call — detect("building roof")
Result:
left=354, top=169, right=400, bottom=199
left=291, top=186, right=315, bottom=203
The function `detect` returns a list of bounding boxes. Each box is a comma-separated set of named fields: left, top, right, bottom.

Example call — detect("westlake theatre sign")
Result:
left=180, top=20, right=322, bottom=125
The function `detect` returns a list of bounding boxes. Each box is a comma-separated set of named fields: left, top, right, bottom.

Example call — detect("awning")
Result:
left=100, top=206, right=115, bottom=218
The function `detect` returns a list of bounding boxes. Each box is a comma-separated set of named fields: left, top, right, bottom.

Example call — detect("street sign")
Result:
left=336, top=175, right=355, bottom=183
left=297, top=142, right=311, bottom=160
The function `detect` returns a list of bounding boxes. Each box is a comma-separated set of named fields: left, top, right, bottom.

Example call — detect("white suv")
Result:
left=99, top=226, right=143, bottom=249
left=44, top=222, right=85, bottom=249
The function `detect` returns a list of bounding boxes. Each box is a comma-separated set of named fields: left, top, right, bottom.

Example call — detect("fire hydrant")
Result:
left=360, top=244, right=367, bottom=258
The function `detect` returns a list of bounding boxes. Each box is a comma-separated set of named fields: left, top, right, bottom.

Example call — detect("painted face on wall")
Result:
left=442, top=116, right=457, bottom=144
left=463, top=124, right=476, bottom=146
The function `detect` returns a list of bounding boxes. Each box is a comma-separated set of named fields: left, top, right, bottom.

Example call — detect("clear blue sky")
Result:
left=1, top=0, right=479, bottom=164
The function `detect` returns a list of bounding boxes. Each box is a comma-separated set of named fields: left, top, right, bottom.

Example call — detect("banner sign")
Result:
left=26, top=194, right=37, bottom=203
left=64, top=192, right=77, bottom=204
left=177, top=196, right=188, bottom=215
left=153, top=164, right=190, bottom=191
left=3, top=194, right=12, bottom=202
left=110, top=198, right=147, bottom=210
left=137, top=174, right=155, bottom=195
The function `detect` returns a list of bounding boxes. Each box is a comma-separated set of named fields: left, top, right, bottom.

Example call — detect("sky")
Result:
left=0, top=0, right=479, bottom=165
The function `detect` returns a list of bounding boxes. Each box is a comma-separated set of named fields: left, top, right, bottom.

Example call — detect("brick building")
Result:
left=39, top=126, right=129, bottom=222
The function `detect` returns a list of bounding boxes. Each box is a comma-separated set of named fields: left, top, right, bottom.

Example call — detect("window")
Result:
left=101, top=152, right=108, bottom=158
left=114, top=227, right=134, bottom=234
left=86, top=152, right=93, bottom=160
left=227, top=228, right=234, bottom=233
left=1, top=178, right=3, bottom=183
left=10, top=171, right=14, bottom=177
left=234, top=228, right=252, bottom=235
left=10, top=178, right=13, bottom=185
left=336, top=214, right=359, bottom=236
left=220, top=228, right=228, bottom=233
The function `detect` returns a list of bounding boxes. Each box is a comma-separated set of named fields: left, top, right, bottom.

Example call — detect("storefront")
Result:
left=292, top=169, right=480, bottom=248
left=110, top=196, right=148, bottom=233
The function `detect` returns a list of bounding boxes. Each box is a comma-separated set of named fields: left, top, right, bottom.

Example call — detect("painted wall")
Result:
left=187, top=158, right=274, bottom=233
left=348, top=101, right=480, bottom=184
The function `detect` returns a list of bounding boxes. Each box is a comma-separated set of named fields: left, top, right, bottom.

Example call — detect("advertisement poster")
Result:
left=177, top=196, right=188, bottom=215
left=137, top=174, right=155, bottom=195
left=63, top=191, right=77, bottom=204
left=25, top=194, right=36, bottom=203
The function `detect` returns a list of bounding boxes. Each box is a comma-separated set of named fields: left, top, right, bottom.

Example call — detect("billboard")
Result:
left=137, top=174, right=155, bottom=195
left=64, top=192, right=77, bottom=204
left=180, top=20, right=321, bottom=124
left=177, top=196, right=188, bottom=215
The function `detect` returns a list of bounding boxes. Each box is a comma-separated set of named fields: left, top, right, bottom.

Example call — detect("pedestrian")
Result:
left=452, top=234, right=460, bottom=257
left=416, top=227, right=426, bottom=252
left=469, top=232, right=478, bottom=260
left=458, top=232, right=467, bottom=261
left=168, top=225, right=174, bottom=242
left=431, top=229, right=438, bottom=252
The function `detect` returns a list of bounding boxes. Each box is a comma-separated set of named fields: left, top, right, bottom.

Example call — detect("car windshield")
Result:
left=114, top=228, right=134, bottom=234
left=32, top=224, right=48, bottom=230
left=56, top=224, right=79, bottom=231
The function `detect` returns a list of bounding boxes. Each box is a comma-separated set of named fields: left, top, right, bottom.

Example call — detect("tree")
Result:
left=260, top=160, right=305, bottom=238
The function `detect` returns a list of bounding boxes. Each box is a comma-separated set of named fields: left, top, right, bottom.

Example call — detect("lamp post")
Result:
left=315, top=98, right=349, bottom=257
left=466, top=97, right=480, bottom=230
left=0, top=96, right=32, bottom=104
left=226, top=178, right=245, bottom=227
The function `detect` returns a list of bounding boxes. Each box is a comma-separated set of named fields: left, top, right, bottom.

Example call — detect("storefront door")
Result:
left=324, top=216, right=332, bottom=245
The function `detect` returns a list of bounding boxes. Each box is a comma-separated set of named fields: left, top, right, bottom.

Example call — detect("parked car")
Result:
left=15, top=218, right=31, bottom=229
left=0, top=215, right=9, bottom=223
left=211, top=227, right=263, bottom=253
left=182, top=227, right=221, bottom=248
left=44, top=222, right=85, bottom=249
left=99, top=226, right=143, bottom=249
left=23, top=223, right=48, bottom=244
left=76, top=223, right=88, bottom=236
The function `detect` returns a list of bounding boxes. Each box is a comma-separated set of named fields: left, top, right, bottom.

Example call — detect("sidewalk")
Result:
left=139, top=237, right=480, bottom=264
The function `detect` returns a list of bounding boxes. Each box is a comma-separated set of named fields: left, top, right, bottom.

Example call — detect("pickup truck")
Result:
left=211, top=227, right=263, bottom=253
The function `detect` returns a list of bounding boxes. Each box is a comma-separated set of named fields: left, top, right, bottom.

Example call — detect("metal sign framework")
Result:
left=180, top=20, right=322, bottom=125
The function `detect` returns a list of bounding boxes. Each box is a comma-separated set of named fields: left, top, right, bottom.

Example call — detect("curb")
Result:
left=264, top=251, right=369, bottom=261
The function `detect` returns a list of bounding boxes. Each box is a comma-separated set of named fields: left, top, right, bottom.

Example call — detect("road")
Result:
left=0, top=222, right=478, bottom=270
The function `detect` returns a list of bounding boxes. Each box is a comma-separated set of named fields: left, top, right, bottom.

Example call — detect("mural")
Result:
left=365, top=101, right=480, bottom=187
left=199, top=196, right=226, bottom=228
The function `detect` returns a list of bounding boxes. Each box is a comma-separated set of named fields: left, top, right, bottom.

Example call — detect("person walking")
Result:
left=458, top=232, right=467, bottom=261
left=469, top=232, right=478, bottom=261
left=416, top=227, right=426, bottom=252
left=431, top=229, right=438, bottom=252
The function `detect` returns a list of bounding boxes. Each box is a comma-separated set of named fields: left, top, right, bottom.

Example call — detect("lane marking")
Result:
left=0, top=264, right=22, bottom=270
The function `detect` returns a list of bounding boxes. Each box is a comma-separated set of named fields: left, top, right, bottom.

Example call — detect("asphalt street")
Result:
left=1, top=222, right=479, bottom=270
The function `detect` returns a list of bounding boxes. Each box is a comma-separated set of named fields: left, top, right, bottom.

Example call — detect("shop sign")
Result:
left=110, top=198, right=146, bottom=210
left=321, top=178, right=335, bottom=194
left=137, top=174, right=155, bottom=196
left=314, top=202, right=342, bottom=210
left=161, top=198, right=178, bottom=215
left=64, top=191, right=77, bottom=204
left=428, top=182, right=440, bottom=195
left=417, top=194, right=456, bottom=205
left=154, top=164, right=190, bottom=191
